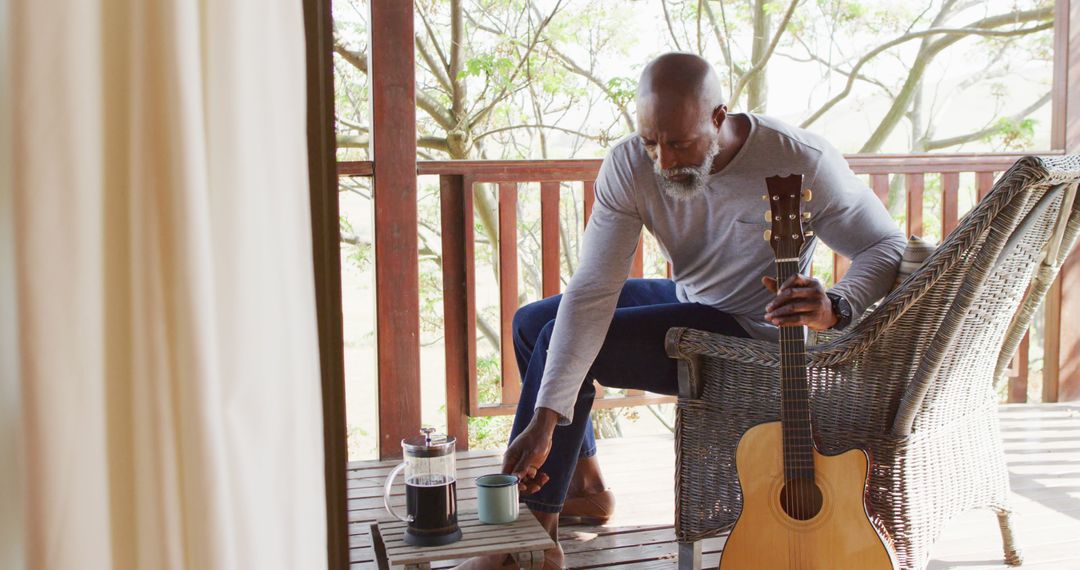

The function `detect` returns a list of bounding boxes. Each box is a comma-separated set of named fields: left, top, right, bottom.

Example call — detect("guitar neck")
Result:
left=775, top=258, right=815, bottom=482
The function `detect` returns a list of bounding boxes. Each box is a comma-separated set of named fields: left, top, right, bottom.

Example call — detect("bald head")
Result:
left=637, top=53, right=725, bottom=115
left=635, top=53, right=730, bottom=201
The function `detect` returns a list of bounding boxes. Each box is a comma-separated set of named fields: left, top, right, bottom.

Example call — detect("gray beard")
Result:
left=653, top=137, right=722, bottom=201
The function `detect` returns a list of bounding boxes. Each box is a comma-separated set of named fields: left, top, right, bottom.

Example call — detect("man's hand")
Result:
left=501, top=408, right=559, bottom=494
left=762, top=274, right=838, bottom=331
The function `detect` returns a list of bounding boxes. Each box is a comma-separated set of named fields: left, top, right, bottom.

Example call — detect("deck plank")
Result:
left=349, top=404, right=1080, bottom=569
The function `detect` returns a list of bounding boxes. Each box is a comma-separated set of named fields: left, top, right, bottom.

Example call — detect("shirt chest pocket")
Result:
left=731, top=219, right=775, bottom=259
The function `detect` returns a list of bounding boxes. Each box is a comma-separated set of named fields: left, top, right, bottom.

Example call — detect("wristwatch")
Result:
left=826, top=292, right=853, bottom=331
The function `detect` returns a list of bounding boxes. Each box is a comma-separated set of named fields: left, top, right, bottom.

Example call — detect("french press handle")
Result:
left=383, top=463, right=412, bottom=523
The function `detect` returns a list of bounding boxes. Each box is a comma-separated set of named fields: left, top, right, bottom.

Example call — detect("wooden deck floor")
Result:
left=350, top=403, right=1080, bottom=569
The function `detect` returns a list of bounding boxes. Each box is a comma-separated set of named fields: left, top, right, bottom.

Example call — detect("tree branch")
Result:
left=333, top=43, right=367, bottom=73
left=860, top=13, right=1052, bottom=152
left=419, top=136, right=451, bottom=153
left=417, top=4, right=450, bottom=72
left=696, top=0, right=704, bottom=55
left=701, top=0, right=745, bottom=82
left=922, top=91, right=1051, bottom=151
left=475, top=123, right=607, bottom=143
left=450, top=0, right=466, bottom=118
left=800, top=13, right=1052, bottom=130
left=468, top=0, right=564, bottom=129
left=783, top=38, right=896, bottom=98
left=544, top=44, right=636, bottom=132
left=661, top=0, right=684, bottom=51
left=337, top=116, right=369, bottom=132
left=340, top=230, right=370, bottom=248
left=729, top=0, right=800, bottom=108
left=416, top=36, right=453, bottom=94
left=337, top=134, right=369, bottom=148
left=338, top=134, right=449, bottom=153
left=335, top=42, right=456, bottom=131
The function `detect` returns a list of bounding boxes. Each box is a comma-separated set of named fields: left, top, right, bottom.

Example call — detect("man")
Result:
left=461, top=52, right=905, bottom=569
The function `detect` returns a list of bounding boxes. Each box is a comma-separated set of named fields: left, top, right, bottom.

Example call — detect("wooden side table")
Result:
left=371, top=510, right=555, bottom=570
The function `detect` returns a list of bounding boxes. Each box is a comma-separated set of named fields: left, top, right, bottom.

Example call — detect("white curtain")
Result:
left=0, top=1, right=328, bottom=569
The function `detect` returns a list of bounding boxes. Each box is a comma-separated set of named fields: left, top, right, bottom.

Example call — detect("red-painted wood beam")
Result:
left=371, top=0, right=421, bottom=458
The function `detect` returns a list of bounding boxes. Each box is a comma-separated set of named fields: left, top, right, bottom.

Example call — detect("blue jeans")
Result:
left=508, top=278, right=750, bottom=513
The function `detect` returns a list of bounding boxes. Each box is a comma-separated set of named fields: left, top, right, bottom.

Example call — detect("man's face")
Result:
left=637, top=96, right=723, bottom=201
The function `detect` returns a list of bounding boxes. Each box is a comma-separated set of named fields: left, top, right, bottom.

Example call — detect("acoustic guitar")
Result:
left=718, top=174, right=898, bottom=569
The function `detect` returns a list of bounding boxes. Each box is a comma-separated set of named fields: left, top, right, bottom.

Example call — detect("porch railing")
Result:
left=339, top=152, right=1056, bottom=448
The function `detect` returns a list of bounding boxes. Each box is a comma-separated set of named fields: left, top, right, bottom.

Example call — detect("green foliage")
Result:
left=458, top=54, right=517, bottom=82
left=476, top=346, right=503, bottom=405
left=348, top=424, right=375, bottom=459
left=469, top=351, right=515, bottom=449
left=986, top=117, right=1038, bottom=150
left=468, top=415, right=515, bottom=450
left=605, top=77, right=637, bottom=109
left=340, top=216, right=372, bottom=270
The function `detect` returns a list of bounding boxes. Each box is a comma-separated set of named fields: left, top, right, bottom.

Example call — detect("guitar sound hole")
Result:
left=779, top=478, right=823, bottom=520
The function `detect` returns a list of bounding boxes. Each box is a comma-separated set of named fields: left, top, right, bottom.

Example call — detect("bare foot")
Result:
left=541, top=543, right=565, bottom=569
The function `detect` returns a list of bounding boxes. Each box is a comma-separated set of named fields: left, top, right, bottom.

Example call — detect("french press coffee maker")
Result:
left=384, top=428, right=463, bottom=546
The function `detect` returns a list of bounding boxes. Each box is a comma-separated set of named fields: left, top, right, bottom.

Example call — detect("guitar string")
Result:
left=769, top=182, right=812, bottom=568
left=778, top=243, right=795, bottom=567
left=780, top=230, right=811, bottom=568
left=781, top=247, right=799, bottom=565
left=779, top=247, right=801, bottom=567
left=787, top=252, right=805, bottom=567
left=776, top=211, right=791, bottom=566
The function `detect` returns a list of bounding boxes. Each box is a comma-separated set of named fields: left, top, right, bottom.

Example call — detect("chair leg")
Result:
left=678, top=541, right=702, bottom=570
left=996, top=508, right=1023, bottom=566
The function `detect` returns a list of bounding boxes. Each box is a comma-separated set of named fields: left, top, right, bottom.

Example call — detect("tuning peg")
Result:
left=762, top=194, right=769, bottom=201
left=765, top=211, right=773, bottom=223
left=803, top=212, right=812, bottom=220
left=764, top=229, right=772, bottom=242
left=802, top=188, right=813, bottom=202
left=805, top=231, right=815, bottom=238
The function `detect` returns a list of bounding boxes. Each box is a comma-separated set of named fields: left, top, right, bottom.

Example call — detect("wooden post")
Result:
left=303, top=0, right=349, bottom=565
left=1007, top=333, right=1030, bottom=403
left=976, top=171, right=995, bottom=202
left=499, top=183, right=522, bottom=403
left=1053, top=248, right=1080, bottom=402
left=440, top=175, right=475, bottom=448
left=371, top=0, right=421, bottom=458
left=870, top=173, right=889, bottom=205
left=833, top=253, right=850, bottom=282
left=631, top=237, right=645, bottom=278
left=941, top=172, right=960, bottom=238
left=540, top=181, right=561, bottom=297
left=905, top=173, right=924, bottom=237
left=583, top=180, right=596, bottom=226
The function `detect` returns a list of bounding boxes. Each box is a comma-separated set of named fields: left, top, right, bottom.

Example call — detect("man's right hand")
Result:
left=502, top=408, right=560, bottom=494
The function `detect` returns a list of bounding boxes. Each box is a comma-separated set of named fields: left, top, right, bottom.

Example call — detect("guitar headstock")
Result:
left=764, top=174, right=813, bottom=260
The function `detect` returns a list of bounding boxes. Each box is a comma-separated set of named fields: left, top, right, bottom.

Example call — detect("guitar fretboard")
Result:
left=775, top=258, right=815, bottom=482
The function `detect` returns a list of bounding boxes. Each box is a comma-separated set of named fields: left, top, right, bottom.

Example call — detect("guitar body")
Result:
left=719, top=421, right=898, bottom=570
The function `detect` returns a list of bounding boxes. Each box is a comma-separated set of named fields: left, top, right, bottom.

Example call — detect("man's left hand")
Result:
left=761, top=274, right=837, bottom=331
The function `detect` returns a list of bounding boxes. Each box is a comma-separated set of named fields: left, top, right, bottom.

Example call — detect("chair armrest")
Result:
left=666, top=327, right=780, bottom=367
left=666, top=324, right=873, bottom=370
left=666, top=327, right=779, bottom=400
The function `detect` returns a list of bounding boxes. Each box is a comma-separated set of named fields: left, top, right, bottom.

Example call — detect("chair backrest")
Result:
left=812, top=156, right=1080, bottom=438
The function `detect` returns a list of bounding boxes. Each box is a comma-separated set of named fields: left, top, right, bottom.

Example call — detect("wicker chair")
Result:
left=665, top=155, right=1080, bottom=570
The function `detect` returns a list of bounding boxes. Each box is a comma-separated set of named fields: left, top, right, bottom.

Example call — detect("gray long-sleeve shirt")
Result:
left=535, top=114, right=906, bottom=424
